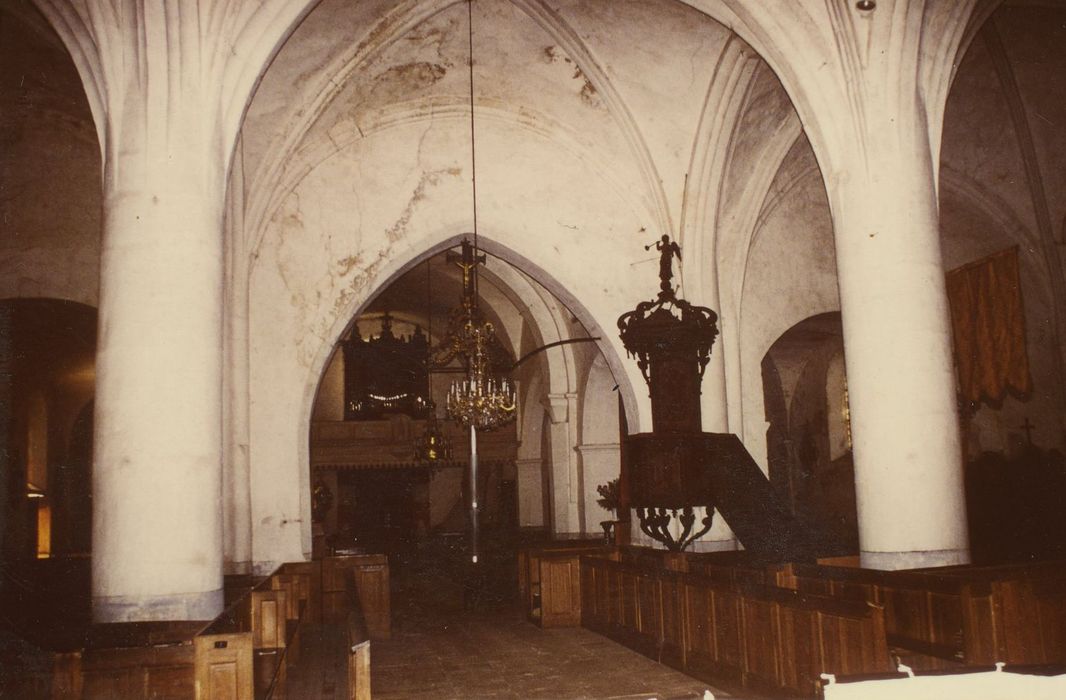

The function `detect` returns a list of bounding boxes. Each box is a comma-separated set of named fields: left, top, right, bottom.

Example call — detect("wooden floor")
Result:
left=286, top=544, right=732, bottom=699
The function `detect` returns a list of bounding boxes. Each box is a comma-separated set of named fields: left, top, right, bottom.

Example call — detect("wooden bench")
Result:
left=48, top=622, right=205, bottom=699
left=517, top=538, right=606, bottom=613
left=345, top=567, right=372, bottom=700
left=195, top=564, right=313, bottom=699
left=780, top=560, right=1066, bottom=670
left=521, top=544, right=608, bottom=627
left=580, top=554, right=892, bottom=698
left=820, top=663, right=1066, bottom=698
left=618, top=545, right=693, bottom=573
left=321, top=554, right=391, bottom=639
left=11, top=557, right=385, bottom=699
left=687, top=555, right=790, bottom=588
left=196, top=555, right=387, bottom=699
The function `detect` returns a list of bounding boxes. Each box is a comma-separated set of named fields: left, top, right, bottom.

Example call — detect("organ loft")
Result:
left=2, top=0, right=1066, bottom=698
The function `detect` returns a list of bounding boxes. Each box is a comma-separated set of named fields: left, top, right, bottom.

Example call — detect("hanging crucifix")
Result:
left=448, top=239, right=485, bottom=311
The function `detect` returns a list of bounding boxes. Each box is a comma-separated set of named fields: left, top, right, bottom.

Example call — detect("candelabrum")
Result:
left=447, top=366, right=517, bottom=430
left=444, top=317, right=517, bottom=430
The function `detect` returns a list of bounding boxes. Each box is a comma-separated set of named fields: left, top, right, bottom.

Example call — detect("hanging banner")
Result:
left=946, top=246, right=1032, bottom=407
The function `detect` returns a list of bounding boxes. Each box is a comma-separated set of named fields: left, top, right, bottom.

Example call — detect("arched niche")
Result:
left=251, top=235, right=639, bottom=567
left=761, top=311, right=857, bottom=554
left=0, top=298, right=96, bottom=562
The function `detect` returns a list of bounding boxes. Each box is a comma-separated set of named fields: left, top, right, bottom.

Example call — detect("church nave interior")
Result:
left=3, top=0, right=1066, bottom=697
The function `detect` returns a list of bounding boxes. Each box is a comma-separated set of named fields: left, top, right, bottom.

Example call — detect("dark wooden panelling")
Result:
left=580, top=555, right=891, bottom=698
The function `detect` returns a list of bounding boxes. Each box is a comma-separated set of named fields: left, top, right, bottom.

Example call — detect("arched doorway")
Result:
left=306, top=242, right=630, bottom=573
left=0, top=298, right=96, bottom=635
left=761, top=312, right=857, bottom=553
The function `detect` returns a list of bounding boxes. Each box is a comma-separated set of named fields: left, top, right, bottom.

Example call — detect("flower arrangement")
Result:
left=595, top=477, right=620, bottom=515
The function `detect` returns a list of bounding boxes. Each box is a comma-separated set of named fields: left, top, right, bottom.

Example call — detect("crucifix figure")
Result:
left=1020, top=417, right=1036, bottom=446
left=447, top=239, right=486, bottom=310
left=646, top=234, right=681, bottom=296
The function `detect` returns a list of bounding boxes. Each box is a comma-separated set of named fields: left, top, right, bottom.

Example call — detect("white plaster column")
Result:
left=792, top=3, right=973, bottom=570
left=34, top=0, right=319, bottom=620
left=830, top=140, right=969, bottom=570
left=223, top=161, right=253, bottom=575
left=92, top=140, right=227, bottom=620
left=544, top=392, right=581, bottom=534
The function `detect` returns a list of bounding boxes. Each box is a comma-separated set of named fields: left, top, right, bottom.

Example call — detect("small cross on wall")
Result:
left=1020, top=417, right=1036, bottom=446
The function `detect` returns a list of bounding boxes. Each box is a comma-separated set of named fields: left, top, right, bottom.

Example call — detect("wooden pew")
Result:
left=5, top=562, right=315, bottom=699
left=780, top=561, right=1066, bottom=670
left=618, top=545, right=685, bottom=572
left=346, top=613, right=371, bottom=700
left=581, top=554, right=892, bottom=698
left=279, top=560, right=319, bottom=624
left=345, top=567, right=372, bottom=700
left=687, top=555, right=790, bottom=588
left=55, top=622, right=205, bottom=700
left=198, top=557, right=380, bottom=700
left=321, top=554, right=391, bottom=639
left=517, top=536, right=605, bottom=604
left=194, top=564, right=314, bottom=700
left=522, top=545, right=608, bottom=627
left=195, top=607, right=254, bottom=699
left=781, top=562, right=964, bottom=669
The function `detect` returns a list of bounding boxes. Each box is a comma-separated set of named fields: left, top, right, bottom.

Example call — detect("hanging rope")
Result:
left=467, top=0, right=480, bottom=301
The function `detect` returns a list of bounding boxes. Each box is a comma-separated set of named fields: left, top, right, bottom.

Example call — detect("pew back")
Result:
left=193, top=564, right=315, bottom=699
left=523, top=545, right=608, bottom=627
left=346, top=569, right=372, bottom=700
left=782, top=561, right=1066, bottom=669
left=321, top=554, right=391, bottom=639
left=581, top=555, right=891, bottom=698
left=63, top=622, right=205, bottom=700
left=194, top=627, right=253, bottom=700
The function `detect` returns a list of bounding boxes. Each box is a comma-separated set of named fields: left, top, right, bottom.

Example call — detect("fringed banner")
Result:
left=946, top=246, right=1032, bottom=407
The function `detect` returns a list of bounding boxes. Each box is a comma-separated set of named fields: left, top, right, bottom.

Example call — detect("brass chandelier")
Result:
left=433, top=240, right=517, bottom=430
left=445, top=316, right=516, bottom=430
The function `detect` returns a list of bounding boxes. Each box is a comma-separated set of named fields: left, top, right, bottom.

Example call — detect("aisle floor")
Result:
left=289, top=613, right=731, bottom=700
left=287, top=544, right=734, bottom=699
left=371, top=606, right=725, bottom=699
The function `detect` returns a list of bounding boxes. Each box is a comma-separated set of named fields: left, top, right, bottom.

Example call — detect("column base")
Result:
left=860, top=548, right=970, bottom=571
left=253, top=560, right=284, bottom=576
left=93, top=587, right=224, bottom=623
left=223, top=560, right=252, bottom=575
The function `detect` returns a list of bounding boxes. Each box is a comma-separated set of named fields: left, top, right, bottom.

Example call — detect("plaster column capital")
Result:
left=32, top=0, right=319, bottom=178
left=682, top=0, right=981, bottom=183
left=543, top=392, right=578, bottom=424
